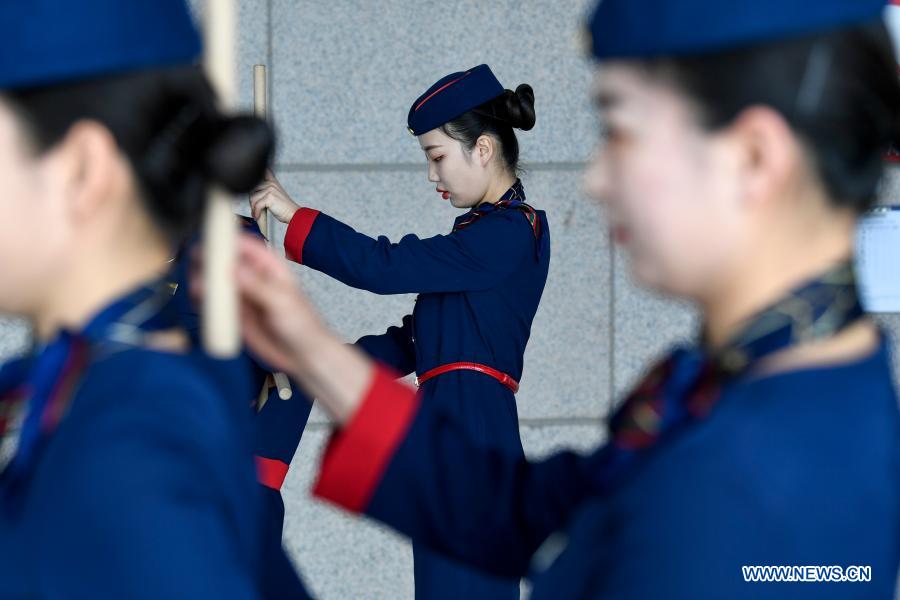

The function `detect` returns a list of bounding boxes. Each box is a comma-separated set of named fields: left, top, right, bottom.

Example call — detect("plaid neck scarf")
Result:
left=0, top=278, right=179, bottom=496
left=594, top=259, right=864, bottom=492
left=452, top=179, right=542, bottom=245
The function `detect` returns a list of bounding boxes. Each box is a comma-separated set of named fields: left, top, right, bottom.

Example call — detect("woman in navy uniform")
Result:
left=230, top=0, right=900, bottom=598
left=250, top=65, right=550, bottom=598
left=0, top=1, right=310, bottom=597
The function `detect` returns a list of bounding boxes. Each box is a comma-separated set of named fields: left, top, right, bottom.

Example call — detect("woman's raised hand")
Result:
left=250, top=170, right=302, bottom=224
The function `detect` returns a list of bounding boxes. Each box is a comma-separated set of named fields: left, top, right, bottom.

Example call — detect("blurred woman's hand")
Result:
left=233, top=233, right=326, bottom=372
left=192, top=233, right=373, bottom=422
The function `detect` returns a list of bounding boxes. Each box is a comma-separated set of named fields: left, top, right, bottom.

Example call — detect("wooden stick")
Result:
left=273, top=371, right=293, bottom=400
left=257, top=375, right=271, bottom=411
left=201, top=0, right=240, bottom=357
left=253, top=64, right=292, bottom=401
left=253, top=65, right=267, bottom=118
left=253, top=64, right=270, bottom=240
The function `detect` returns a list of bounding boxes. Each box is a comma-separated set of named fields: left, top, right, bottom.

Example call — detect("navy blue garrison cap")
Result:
left=407, top=64, right=504, bottom=136
left=586, top=0, right=887, bottom=59
left=0, top=0, right=201, bottom=91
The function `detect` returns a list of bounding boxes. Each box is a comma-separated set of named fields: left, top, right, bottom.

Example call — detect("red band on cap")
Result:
left=414, top=71, right=472, bottom=112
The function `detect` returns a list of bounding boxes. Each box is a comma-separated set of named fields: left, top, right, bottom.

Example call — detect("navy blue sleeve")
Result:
left=368, top=406, right=598, bottom=577
left=255, top=378, right=313, bottom=464
left=313, top=366, right=598, bottom=578
left=43, top=361, right=261, bottom=599
left=354, top=314, right=416, bottom=376
left=289, top=209, right=536, bottom=295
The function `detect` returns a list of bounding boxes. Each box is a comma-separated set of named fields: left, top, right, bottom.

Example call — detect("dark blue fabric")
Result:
left=595, top=262, right=865, bottom=493
left=0, top=281, right=184, bottom=495
left=258, top=488, right=313, bottom=600
left=0, top=332, right=83, bottom=489
left=253, top=385, right=313, bottom=466
left=367, top=336, right=900, bottom=599
left=171, top=218, right=312, bottom=599
left=0, top=0, right=200, bottom=90
left=252, top=380, right=312, bottom=600
left=302, top=183, right=550, bottom=598
left=0, top=280, right=267, bottom=598
left=355, top=314, right=417, bottom=376
left=407, top=64, right=505, bottom=135
left=586, top=0, right=886, bottom=60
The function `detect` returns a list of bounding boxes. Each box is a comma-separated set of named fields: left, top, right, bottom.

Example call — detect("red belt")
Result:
left=256, top=456, right=289, bottom=491
left=415, top=362, right=519, bottom=394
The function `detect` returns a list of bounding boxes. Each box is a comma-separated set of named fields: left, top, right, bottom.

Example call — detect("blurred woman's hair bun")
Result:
left=204, top=115, right=274, bottom=194
left=7, top=65, right=276, bottom=243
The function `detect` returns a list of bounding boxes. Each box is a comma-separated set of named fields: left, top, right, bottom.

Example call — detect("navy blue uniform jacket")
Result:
left=0, top=291, right=265, bottom=598
left=284, top=197, right=550, bottom=456
left=313, top=337, right=900, bottom=599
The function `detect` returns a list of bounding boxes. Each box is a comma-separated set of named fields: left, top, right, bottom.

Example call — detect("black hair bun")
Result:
left=138, top=105, right=274, bottom=241
left=204, top=115, right=274, bottom=194
left=504, top=84, right=536, bottom=131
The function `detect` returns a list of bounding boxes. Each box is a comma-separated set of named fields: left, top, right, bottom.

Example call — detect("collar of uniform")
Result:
left=454, top=179, right=527, bottom=226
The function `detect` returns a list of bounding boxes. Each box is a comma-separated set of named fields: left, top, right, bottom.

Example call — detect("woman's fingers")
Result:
left=235, top=260, right=280, bottom=312
left=250, top=191, right=277, bottom=221
left=250, top=195, right=264, bottom=220
left=237, top=234, right=294, bottom=285
left=251, top=176, right=281, bottom=197
left=239, top=298, right=294, bottom=373
left=233, top=238, right=297, bottom=365
left=234, top=233, right=326, bottom=367
left=236, top=238, right=306, bottom=323
left=249, top=186, right=296, bottom=223
left=191, top=232, right=318, bottom=371
left=249, top=183, right=274, bottom=200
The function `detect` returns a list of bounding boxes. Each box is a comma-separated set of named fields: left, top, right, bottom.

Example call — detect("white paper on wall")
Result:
left=856, top=206, right=900, bottom=313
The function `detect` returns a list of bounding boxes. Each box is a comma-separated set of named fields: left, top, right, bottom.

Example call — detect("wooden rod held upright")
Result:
left=253, top=64, right=270, bottom=240
left=253, top=63, right=292, bottom=401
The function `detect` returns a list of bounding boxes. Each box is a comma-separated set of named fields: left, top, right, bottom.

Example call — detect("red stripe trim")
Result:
left=41, top=338, right=89, bottom=431
left=284, top=208, right=320, bottom=264
left=313, top=365, right=420, bottom=512
left=414, top=71, right=472, bottom=112
left=891, top=0, right=900, bottom=6
left=416, top=361, right=519, bottom=393
left=256, top=456, right=290, bottom=491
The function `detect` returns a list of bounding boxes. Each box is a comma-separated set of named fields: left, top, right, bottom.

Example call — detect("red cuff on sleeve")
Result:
left=312, top=365, right=420, bottom=513
left=284, top=208, right=321, bottom=264
left=256, top=456, right=290, bottom=491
